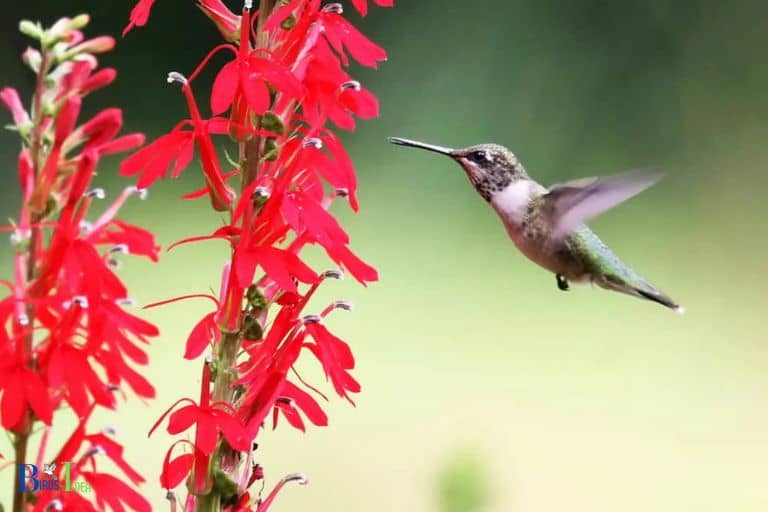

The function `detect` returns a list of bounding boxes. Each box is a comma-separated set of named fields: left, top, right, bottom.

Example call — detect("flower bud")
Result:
left=246, top=284, right=267, bottom=310
left=260, top=112, right=285, bottom=135
left=22, top=47, right=42, bottom=73
left=19, top=20, right=44, bottom=40
left=212, top=470, right=239, bottom=502
left=241, top=314, right=263, bottom=341
left=60, top=36, right=115, bottom=61
left=281, top=14, right=297, bottom=30
left=262, top=138, right=279, bottom=161
left=70, top=14, right=91, bottom=30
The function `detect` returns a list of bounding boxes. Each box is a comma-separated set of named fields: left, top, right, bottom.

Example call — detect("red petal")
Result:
left=242, top=72, right=271, bottom=114
left=160, top=450, right=195, bottom=489
left=211, top=409, right=249, bottom=451
left=0, top=371, right=24, bottom=429
left=184, top=312, right=216, bottom=359
left=210, top=60, right=239, bottom=115
left=282, top=380, right=328, bottom=427
left=167, top=404, right=201, bottom=434
left=23, top=369, right=53, bottom=424
left=123, top=0, right=157, bottom=36
left=195, top=413, right=218, bottom=454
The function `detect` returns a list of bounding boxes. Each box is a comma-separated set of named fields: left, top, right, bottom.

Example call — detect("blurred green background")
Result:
left=2, top=1, right=768, bottom=511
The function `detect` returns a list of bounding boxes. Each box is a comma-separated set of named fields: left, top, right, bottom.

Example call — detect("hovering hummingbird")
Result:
left=389, top=137, right=683, bottom=313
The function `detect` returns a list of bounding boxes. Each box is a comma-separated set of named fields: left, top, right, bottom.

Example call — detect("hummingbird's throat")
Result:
left=459, top=160, right=483, bottom=186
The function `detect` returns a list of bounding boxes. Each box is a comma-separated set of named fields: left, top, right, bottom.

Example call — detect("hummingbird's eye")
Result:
left=468, top=150, right=488, bottom=163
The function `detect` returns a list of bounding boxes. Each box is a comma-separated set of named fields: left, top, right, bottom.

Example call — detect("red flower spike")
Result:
left=115, top=0, right=390, bottom=507
left=3, top=18, right=160, bottom=511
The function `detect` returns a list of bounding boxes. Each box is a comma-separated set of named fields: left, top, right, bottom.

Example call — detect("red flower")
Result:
left=123, top=0, right=157, bottom=36
left=0, top=350, right=54, bottom=430
left=119, top=125, right=195, bottom=189
left=197, top=0, right=241, bottom=42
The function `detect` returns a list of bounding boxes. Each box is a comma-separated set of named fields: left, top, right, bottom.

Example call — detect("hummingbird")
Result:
left=389, top=137, right=683, bottom=313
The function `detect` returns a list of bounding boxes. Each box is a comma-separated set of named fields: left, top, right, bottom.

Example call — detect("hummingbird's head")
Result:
left=389, top=137, right=528, bottom=201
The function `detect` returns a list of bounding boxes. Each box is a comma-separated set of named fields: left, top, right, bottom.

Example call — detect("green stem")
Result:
left=11, top=50, right=49, bottom=512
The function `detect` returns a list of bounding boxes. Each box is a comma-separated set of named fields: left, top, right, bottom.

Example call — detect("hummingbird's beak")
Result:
left=388, top=137, right=455, bottom=156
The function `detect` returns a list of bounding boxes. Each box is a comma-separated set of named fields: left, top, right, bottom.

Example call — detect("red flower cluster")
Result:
left=123, top=0, right=390, bottom=510
left=0, top=15, right=158, bottom=512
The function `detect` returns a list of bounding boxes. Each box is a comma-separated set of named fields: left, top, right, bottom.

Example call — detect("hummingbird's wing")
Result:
left=544, top=169, right=663, bottom=241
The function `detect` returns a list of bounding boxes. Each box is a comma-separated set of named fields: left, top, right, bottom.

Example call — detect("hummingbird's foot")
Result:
left=556, top=274, right=570, bottom=291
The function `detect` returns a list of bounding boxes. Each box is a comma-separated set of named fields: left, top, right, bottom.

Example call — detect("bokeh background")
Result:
left=2, top=1, right=768, bottom=511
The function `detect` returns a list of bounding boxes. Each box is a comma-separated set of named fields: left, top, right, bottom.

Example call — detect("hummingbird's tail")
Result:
left=632, top=287, right=685, bottom=314
left=594, top=275, right=685, bottom=314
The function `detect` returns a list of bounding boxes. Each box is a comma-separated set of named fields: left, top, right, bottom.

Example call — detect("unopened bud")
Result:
left=261, top=112, right=285, bottom=135
left=246, top=284, right=267, bottom=310
left=262, top=138, right=279, bottom=161
left=70, top=14, right=91, bottom=30
left=62, top=36, right=115, bottom=59
left=19, top=20, right=43, bottom=40
left=242, top=314, right=264, bottom=341
left=281, top=14, right=297, bottom=30
left=22, top=47, right=42, bottom=73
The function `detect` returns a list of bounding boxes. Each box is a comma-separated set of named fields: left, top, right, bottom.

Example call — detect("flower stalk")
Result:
left=2, top=15, right=159, bottom=512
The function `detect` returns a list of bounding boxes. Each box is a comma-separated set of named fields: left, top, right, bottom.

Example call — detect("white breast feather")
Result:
left=490, top=180, right=537, bottom=227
